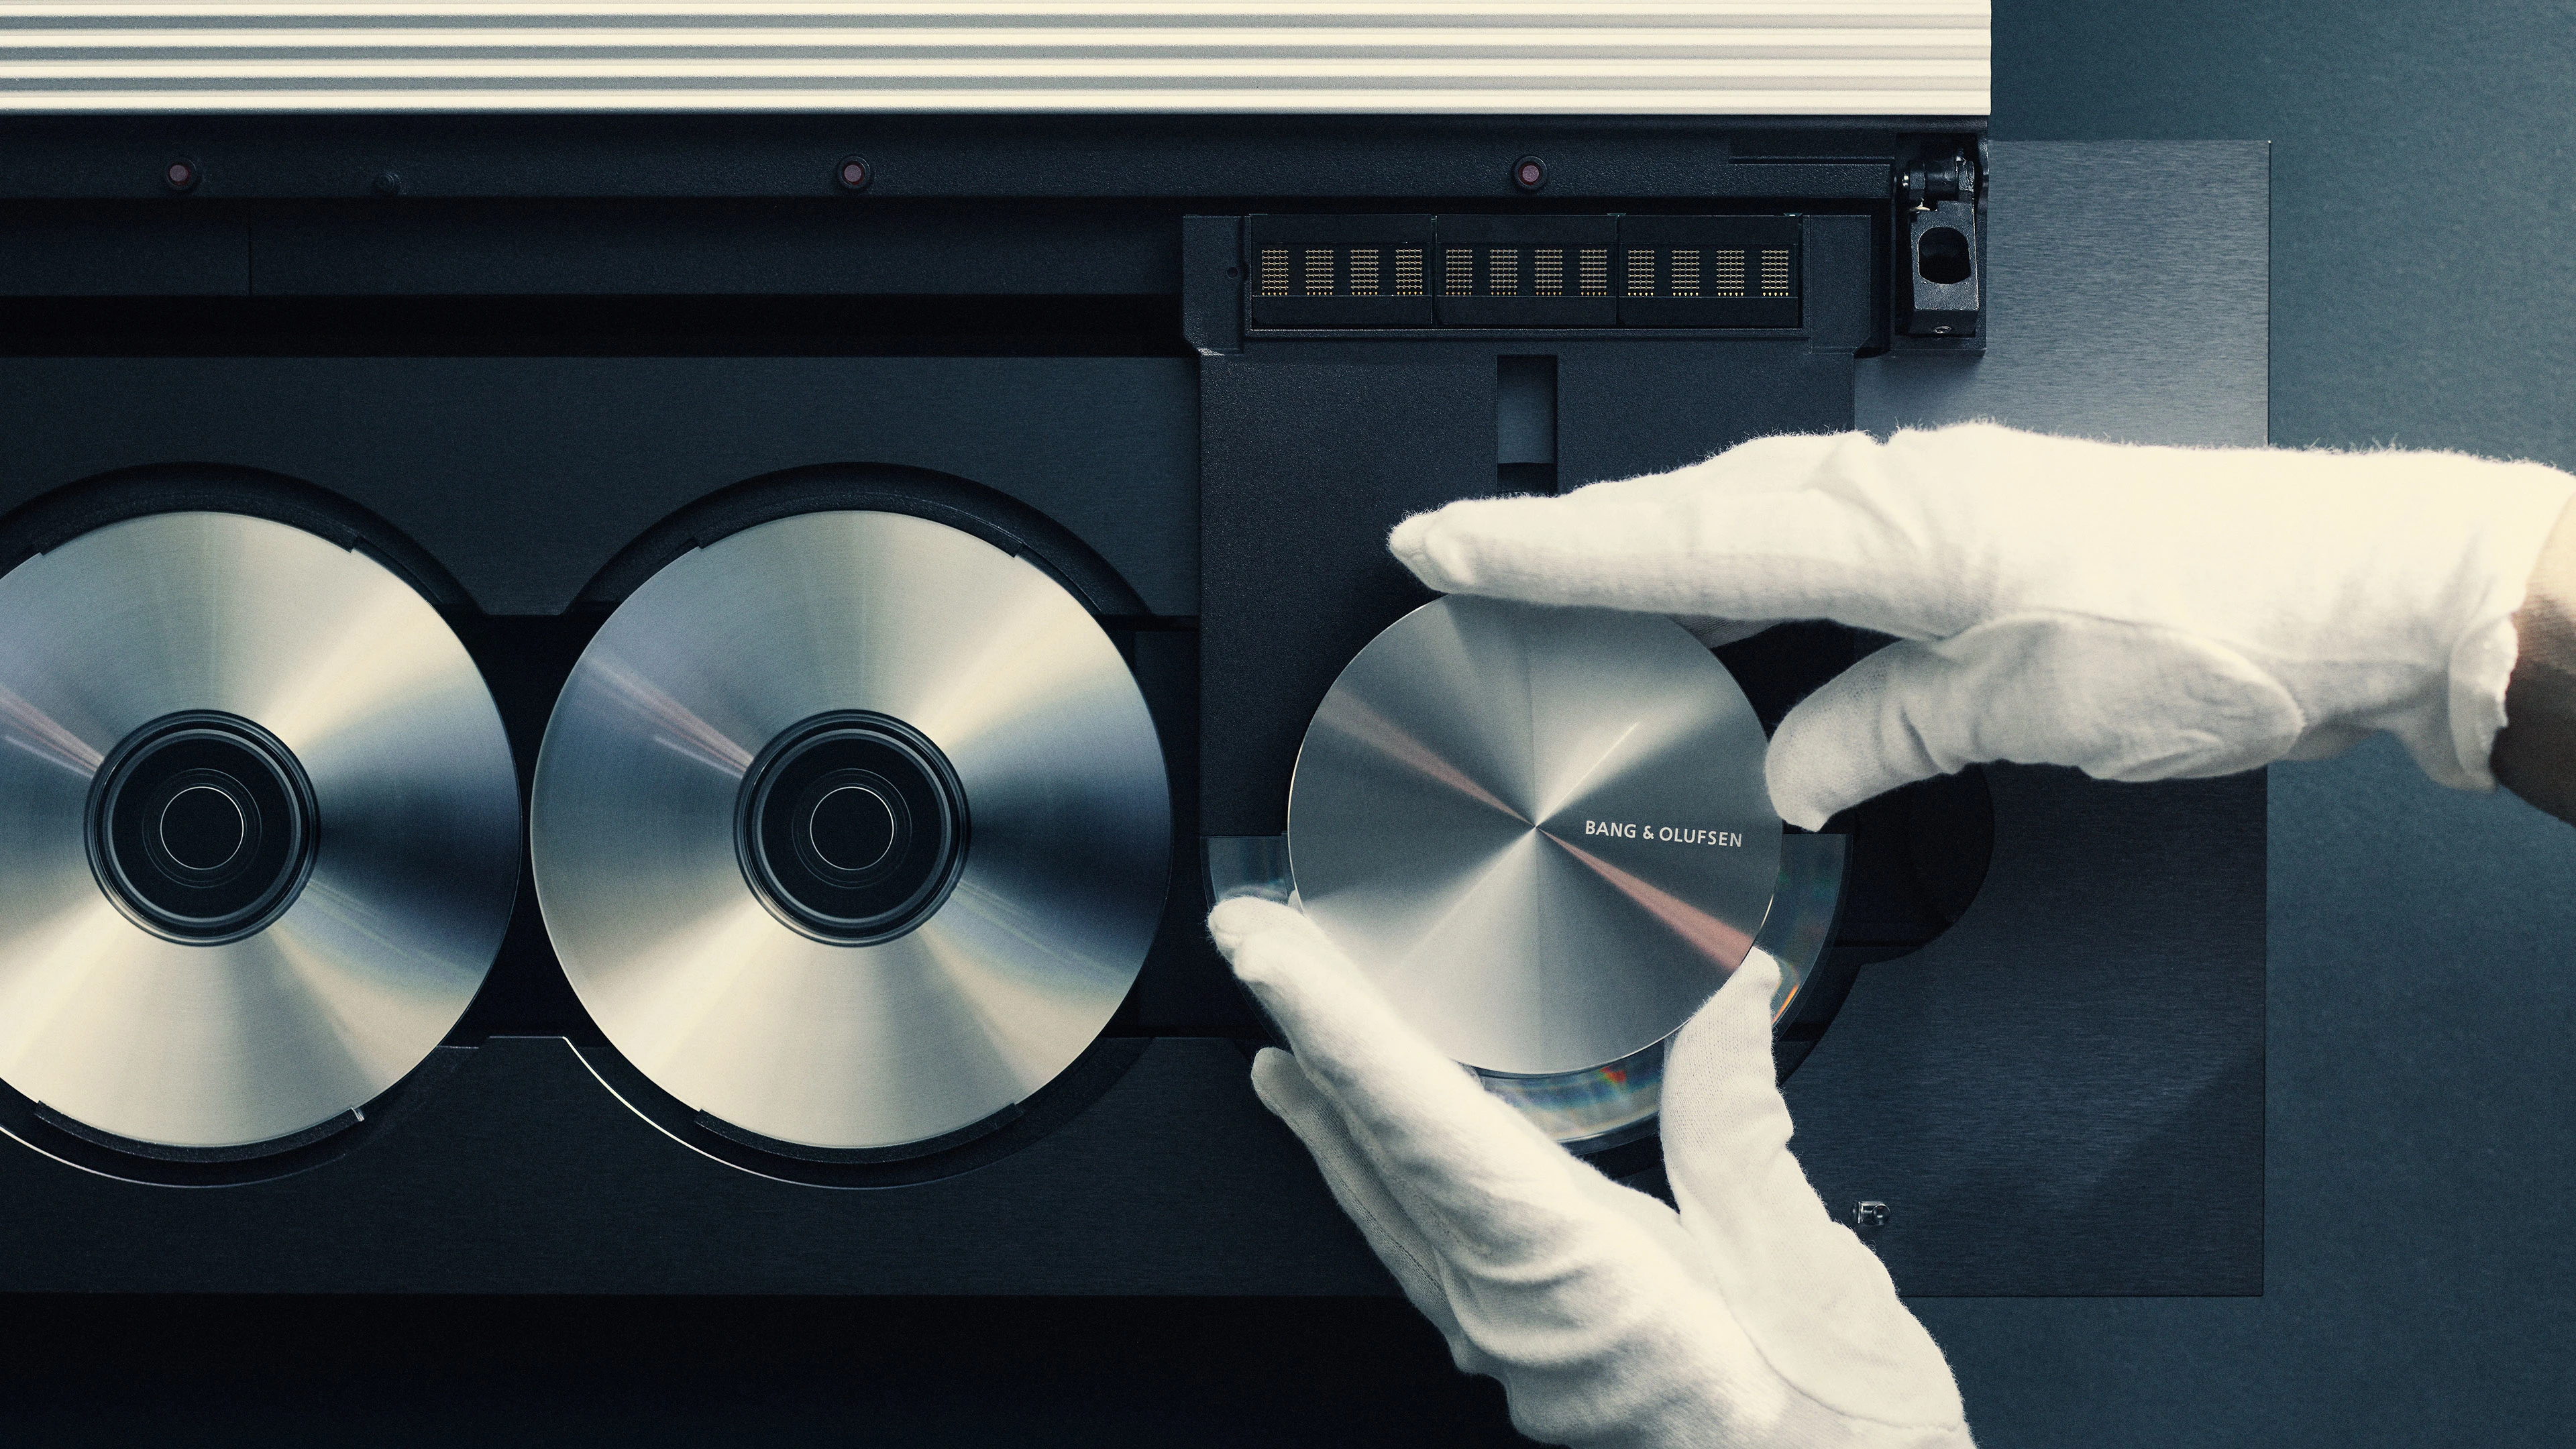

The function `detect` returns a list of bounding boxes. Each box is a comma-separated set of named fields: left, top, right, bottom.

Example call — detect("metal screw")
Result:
left=163, top=158, right=200, bottom=193
left=835, top=154, right=873, bottom=192
left=372, top=170, right=405, bottom=197
left=1854, top=1200, right=1889, bottom=1230
left=1511, top=155, right=1548, bottom=193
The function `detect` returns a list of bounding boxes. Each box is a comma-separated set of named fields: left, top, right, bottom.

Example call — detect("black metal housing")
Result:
left=0, top=120, right=2265, bottom=1300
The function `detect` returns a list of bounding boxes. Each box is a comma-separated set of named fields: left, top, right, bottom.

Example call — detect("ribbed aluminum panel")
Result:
left=0, top=3, right=1988, bottom=115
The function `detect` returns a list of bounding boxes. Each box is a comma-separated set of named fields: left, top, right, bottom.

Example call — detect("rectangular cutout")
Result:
left=1497, top=354, right=1557, bottom=493
left=1241, top=214, right=1803, bottom=329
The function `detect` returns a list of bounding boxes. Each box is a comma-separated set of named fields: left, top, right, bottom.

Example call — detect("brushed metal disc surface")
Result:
left=1289, top=596, right=1781, bottom=1077
left=531, top=511, right=1170, bottom=1152
left=0, top=513, right=521, bottom=1148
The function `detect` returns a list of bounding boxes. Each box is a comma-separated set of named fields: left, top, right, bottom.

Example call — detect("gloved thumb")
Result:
left=1767, top=614, right=2305, bottom=827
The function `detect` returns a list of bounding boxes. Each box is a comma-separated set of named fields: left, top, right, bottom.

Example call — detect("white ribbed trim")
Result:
left=0, top=3, right=1989, bottom=114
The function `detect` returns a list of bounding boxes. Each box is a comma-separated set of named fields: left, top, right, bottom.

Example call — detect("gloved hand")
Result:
left=1389, top=422, right=2576, bottom=828
left=1211, top=895, right=1972, bottom=1449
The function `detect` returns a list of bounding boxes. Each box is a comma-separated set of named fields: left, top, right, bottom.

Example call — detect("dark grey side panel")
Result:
left=1792, top=141, right=2271, bottom=1294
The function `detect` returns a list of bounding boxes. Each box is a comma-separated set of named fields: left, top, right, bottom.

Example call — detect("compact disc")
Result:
left=0, top=512, right=520, bottom=1149
left=531, top=511, right=1170, bottom=1152
left=1288, top=596, right=1782, bottom=1078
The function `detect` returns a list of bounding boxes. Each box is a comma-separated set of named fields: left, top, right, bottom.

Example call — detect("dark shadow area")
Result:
left=0, top=294, right=1193, bottom=358
left=0, top=1294, right=1533, bottom=1448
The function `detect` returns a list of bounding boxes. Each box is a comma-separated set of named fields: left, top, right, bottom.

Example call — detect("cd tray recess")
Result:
left=0, top=125, right=2261, bottom=1297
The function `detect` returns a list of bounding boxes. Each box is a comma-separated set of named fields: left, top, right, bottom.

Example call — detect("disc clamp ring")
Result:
left=85, top=710, right=318, bottom=946
left=735, top=710, right=969, bottom=947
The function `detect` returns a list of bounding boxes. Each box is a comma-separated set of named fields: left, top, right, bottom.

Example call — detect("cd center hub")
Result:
left=737, top=711, right=969, bottom=946
left=87, top=711, right=319, bottom=945
left=806, top=782, right=900, bottom=873
left=158, top=780, right=251, bottom=872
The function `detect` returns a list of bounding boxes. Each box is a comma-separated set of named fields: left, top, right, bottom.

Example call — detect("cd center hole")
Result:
left=809, top=785, right=898, bottom=872
left=160, top=783, right=247, bottom=871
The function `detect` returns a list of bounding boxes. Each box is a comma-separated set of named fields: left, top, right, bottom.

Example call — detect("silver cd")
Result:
left=531, top=511, right=1170, bottom=1152
left=0, top=512, right=521, bottom=1148
left=1288, top=596, right=1782, bottom=1077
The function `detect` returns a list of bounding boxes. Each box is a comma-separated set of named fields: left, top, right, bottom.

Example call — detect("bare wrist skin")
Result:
left=2492, top=498, right=2576, bottom=823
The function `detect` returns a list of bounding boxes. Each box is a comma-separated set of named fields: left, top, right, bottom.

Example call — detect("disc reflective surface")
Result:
left=532, top=512, right=1170, bottom=1152
left=1289, top=596, right=1782, bottom=1077
left=0, top=513, right=521, bottom=1148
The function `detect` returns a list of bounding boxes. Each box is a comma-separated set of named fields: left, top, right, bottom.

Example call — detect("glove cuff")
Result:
left=2445, top=476, right=2576, bottom=791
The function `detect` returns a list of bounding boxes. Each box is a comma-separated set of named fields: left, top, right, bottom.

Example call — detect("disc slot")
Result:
left=0, top=1045, right=474, bottom=1188
left=32, top=1101, right=359, bottom=1165
left=565, top=1024, right=1149, bottom=1189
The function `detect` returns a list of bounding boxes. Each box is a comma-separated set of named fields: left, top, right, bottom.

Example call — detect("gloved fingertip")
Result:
left=1387, top=508, right=1463, bottom=591
left=1210, top=900, right=1362, bottom=1026
left=1667, top=949, right=1792, bottom=1097
left=1248, top=1044, right=1297, bottom=1091
left=1773, top=797, right=1835, bottom=833
left=1764, top=642, right=1954, bottom=829
left=1248, top=1045, right=1322, bottom=1122
left=1762, top=716, right=1892, bottom=831
left=1761, top=753, right=1842, bottom=831
left=1720, top=947, right=1784, bottom=1014
left=1206, top=893, right=1301, bottom=958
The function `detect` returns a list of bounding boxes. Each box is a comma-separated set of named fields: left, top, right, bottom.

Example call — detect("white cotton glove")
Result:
left=1210, top=895, right=1971, bottom=1449
left=1389, top=422, right=2576, bottom=828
